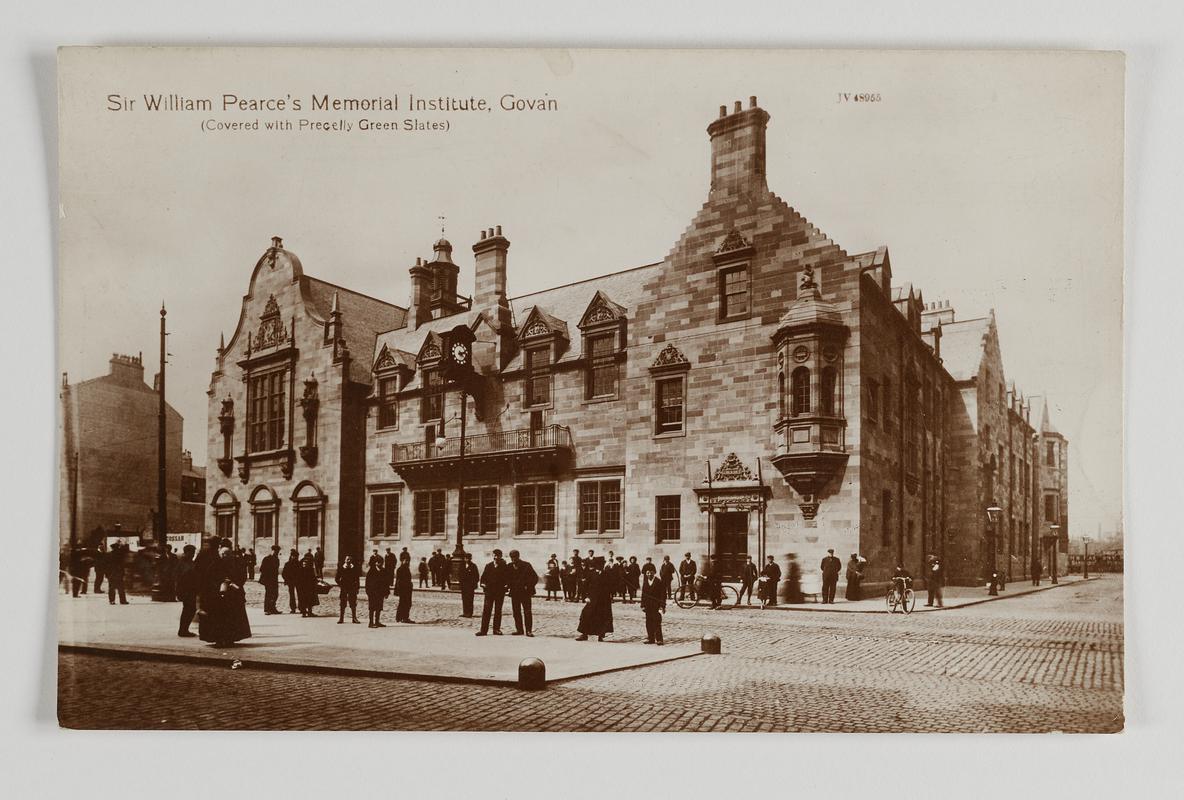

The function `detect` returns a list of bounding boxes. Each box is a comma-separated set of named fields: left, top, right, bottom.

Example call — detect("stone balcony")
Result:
left=390, top=424, right=574, bottom=486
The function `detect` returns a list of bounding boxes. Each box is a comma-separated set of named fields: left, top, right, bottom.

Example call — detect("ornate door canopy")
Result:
left=694, top=453, right=771, bottom=512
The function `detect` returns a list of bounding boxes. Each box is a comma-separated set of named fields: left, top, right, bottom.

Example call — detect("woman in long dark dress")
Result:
left=197, top=539, right=252, bottom=646
left=576, top=558, right=614, bottom=641
left=297, top=558, right=319, bottom=617
left=544, top=555, right=561, bottom=601
left=394, top=553, right=415, bottom=623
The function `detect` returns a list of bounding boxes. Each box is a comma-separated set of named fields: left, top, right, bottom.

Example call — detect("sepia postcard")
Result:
left=56, top=47, right=1124, bottom=732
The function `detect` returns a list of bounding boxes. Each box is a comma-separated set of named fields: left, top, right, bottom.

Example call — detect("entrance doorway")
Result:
left=714, top=512, right=749, bottom=581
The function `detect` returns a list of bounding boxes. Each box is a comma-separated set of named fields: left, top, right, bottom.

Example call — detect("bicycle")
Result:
left=674, top=578, right=739, bottom=610
left=885, top=576, right=916, bottom=614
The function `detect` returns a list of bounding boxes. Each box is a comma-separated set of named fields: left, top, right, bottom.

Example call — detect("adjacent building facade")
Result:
left=207, top=97, right=1069, bottom=586
left=59, top=354, right=194, bottom=549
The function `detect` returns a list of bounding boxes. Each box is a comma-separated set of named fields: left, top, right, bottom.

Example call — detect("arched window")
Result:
left=291, top=480, right=327, bottom=552
left=210, top=489, right=240, bottom=546
left=791, top=367, right=811, bottom=416
left=248, top=485, right=280, bottom=548
left=820, top=367, right=837, bottom=416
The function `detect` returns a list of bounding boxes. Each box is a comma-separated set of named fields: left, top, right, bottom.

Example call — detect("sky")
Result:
left=57, top=48, right=1124, bottom=539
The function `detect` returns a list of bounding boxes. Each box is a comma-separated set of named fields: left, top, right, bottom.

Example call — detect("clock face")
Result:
left=451, top=342, right=469, bottom=364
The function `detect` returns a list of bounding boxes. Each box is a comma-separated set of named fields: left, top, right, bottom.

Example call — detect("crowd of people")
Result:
left=67, top=536, right=953, bottom=649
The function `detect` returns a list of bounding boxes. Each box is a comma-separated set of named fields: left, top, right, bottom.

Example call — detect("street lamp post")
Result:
left=986, top=505, right=1003, bottom=596
left=1048, top=524, right=1060, bottom=584
left=440, top=392, right=469, bottom=587
left=1082, top=536, right=1091, bottom=579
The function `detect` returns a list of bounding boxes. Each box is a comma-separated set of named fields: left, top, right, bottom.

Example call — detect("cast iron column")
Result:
left=449, top=390, right=469, bottom=586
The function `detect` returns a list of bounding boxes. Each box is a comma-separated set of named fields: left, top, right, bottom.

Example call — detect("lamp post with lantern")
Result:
left=441, top=324, right=478, bottom=587
left=986, top=505, right=1003, bottom=595
left=1045, top=524, right=1061, bottom=584
left=1082, top=536, right=1091, bottom=579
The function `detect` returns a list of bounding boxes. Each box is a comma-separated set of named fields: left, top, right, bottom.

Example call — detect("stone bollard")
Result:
left=518, top=657, right=546, bottom=690
left=701, top=634, right=721, bottom=654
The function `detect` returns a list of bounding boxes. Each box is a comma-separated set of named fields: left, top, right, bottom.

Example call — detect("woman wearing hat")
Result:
left=197, top=538, right=252, bottom=647
left=576, top=557, right=614, bottom=641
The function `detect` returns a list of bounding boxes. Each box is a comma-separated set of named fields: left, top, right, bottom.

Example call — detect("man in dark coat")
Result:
left=576, top=558, right=614, bottom=641
left=105, top=540, right=129, bottom=605
left=175, top=544, right=199, bottom=637
left=365, top=560, right=387, bottom=627
left=624, top=557, right=642, bottom=603
left=393, top=553, right=415, bottom=623
left=701, top=554, right=723, bottom=609
left=1030, top=553, right=1042, bottom=586
left=336, top=555, right=362, bottom=623
left=607, top=557, right=626, bottom=603
left=506, top=550, right=539, bottom=637
left=659, top=555, right=676, bottom=599
left=820, top=548, right=842, bottom=604
left=785, top=553, right=804, bottom=604
left=678, top=552, right=697, bottom=596
left=760, top=556, right=782, bottom=607
left=458, top=552, right=480, bottom=617
left=475, top=549, right=507, bottom=636
left=259, top=545, right=281, bottom=614
left=383, top=548, right=398, bottom=595
left=428, top=550, right=442, bottom=587
left=281, top=549, right=301, bottom=613
left=736, top=556, right=759, bottom=606
left=93, top=541, right=107, bottom=593
left=926, top=556, right=945, bottom=608
left=640, top=562, right=665, bottom=645
left=69, top=545, right=91, bottom=597
left=313, top=547, right=325, bottom=579
left=570, top=549, right=583, bottom=572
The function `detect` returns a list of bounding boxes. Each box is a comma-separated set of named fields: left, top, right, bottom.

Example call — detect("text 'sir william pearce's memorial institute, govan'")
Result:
left=205, top=96, right=1069, bottom=593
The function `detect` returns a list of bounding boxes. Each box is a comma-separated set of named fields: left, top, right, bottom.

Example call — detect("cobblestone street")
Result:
left=58, top=574, right=1123, bottom=732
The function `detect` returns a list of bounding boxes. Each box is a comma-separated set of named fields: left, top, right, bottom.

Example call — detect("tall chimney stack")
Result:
left=706, top=96, right=770, bottom=195
left=408, top=256, right=432, bottom=329
left=472, top=225, right=510, bottom=309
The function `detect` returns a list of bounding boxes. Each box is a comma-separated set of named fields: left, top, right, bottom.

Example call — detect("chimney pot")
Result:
left=750, top=96, right=757, bottom=108
left=271, top=236, right=283, bottom=249
left=706, top=95, right=770, bottom=194
left=734, top=100, right=742, bottom=113
left=719, top=105, right=727, bottom=118
left=480, top=229, right=487, bottom=240
left=495, top=225, right=502, bottom=237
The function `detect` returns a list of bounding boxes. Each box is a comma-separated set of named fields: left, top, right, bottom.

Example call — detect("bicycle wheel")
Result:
left=885, top=589, right=898, bottom=613
left=718, top=585, right=739, bottom=607
left=902, top=588, right=916, bottom=614
left=674, top=585, right=696, bottom=610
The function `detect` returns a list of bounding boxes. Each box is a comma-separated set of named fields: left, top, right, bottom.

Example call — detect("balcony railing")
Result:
left=392, top=424, right=573, bottom=464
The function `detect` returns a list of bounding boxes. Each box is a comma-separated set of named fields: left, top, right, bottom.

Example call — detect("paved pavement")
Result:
left=57, top=573, right=1124, bottom=732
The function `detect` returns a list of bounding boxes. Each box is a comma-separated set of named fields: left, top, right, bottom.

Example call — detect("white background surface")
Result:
left=2, top=2, right=1181, bottom=797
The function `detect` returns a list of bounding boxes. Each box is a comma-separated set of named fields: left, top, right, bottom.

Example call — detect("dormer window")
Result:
left=586, top=333, right=618, bottom=399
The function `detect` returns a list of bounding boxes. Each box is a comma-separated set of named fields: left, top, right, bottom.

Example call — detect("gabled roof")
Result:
left=304, top=277, right=406, bottom=384
left=938, top=316, right=992, bottom=382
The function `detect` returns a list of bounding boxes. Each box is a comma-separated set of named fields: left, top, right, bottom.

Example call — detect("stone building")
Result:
left=204, top=240, right=405, bottom=561
left=59, top=354, right=187, bottom=549
left=210, top=96, right=1069, bottom=586
left=179, top=450, right=207, bottom=532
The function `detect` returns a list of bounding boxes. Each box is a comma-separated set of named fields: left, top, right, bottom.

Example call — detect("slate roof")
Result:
left=937, top=316, right=992, bottom=382
left=304, top=277, right=407, bottom=384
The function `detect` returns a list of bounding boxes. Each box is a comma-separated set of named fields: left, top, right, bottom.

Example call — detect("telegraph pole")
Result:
left=158, top=303, right=167, bottom=547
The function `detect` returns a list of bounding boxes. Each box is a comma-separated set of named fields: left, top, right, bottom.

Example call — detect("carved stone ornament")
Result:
left=713, top=452, right=756, bottom=482
left=256, top=295, right=287, bottom=349
left=650, top=343, right=690, bottom=370
left=792, top=345, right=810, bottom=363
left=373, top=344, right=397, bottom=372
left=218, top=397, right=235, bottom=436
left=421, top=342, right=442, bottom=361
left=237, top=460, right=250, bottom=484
left=823, top=345, right=840, bottom=363
left=715, top=229, right=751, bottom=255
left=798, top=496, right=820, bottom=520
left=300, top=376, right=319, bottom=425
left=585, top=303, right=615, bottom=325
left=524, top=320, right=550, bottom=338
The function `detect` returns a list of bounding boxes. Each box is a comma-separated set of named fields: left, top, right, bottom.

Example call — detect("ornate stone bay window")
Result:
left=235, top=294, right=297, bottom=483
left=770, top=265, right=850, bottom=519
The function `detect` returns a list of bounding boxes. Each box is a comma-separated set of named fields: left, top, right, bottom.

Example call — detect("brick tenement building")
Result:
left=211, top=97, right=1069, bottom=587
left=59, top=354, right=187, bottom=549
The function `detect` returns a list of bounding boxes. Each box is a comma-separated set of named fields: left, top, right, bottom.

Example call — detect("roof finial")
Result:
left=219, top=331, right=225, bottom=352
left=331, top=290, right=340, bottom=315
left=438, top=214, right=446, bottom=238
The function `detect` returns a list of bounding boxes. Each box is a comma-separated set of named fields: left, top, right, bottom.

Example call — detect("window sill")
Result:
left=653, top=429, right=686, bottom=440
left=513, top=531, right=559, bottom=540
left=411, top=534, right=448, bottom=540
left=375, top=425, right=400, bottom=433
left=582, top=395, right=619, bottom=406
left=575, top=531, right=623, bottom=539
